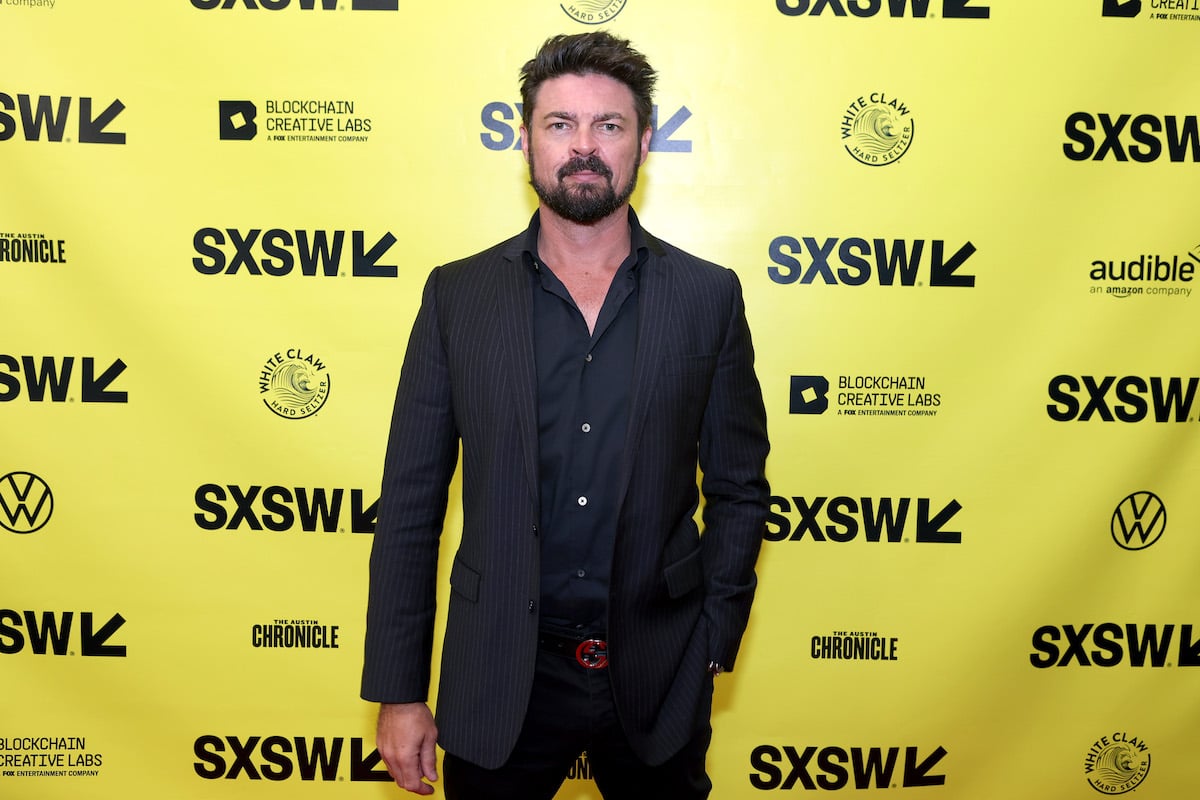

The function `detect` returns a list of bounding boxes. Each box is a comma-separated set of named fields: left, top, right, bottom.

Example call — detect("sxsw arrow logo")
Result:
left=0, top=610, right=127, bottom=657
left=750, top=744, right=948, bottom=790
left=0, top=356, right=128, bottom=403
left=0, top=93, right=126, bottom=144
left=765, top=496, right=964, bottom=543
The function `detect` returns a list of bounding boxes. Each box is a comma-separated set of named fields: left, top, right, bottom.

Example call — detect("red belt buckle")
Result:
left=575, top=639, right=609, bottom=669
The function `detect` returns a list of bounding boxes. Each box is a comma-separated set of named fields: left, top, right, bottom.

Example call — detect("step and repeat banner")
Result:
left=3, top=1, right=1197, bottom=798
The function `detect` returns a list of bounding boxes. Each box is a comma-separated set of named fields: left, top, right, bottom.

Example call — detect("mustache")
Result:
left=557, top=155, right=613, bottom=181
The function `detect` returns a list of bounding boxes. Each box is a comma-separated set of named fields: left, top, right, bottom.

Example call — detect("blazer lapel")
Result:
left=494, top=243, right=541, bottom=511
left=618, top=238, right=673, bottom=502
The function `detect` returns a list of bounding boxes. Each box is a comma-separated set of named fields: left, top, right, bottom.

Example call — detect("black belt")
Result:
left=538, top=630, right=609, bottom=669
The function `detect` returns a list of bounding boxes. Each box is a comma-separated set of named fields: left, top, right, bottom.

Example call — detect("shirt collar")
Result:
left=521, top=208, right=650, bottom=273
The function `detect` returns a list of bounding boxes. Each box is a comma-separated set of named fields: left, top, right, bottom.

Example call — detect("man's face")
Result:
left=521, top=72, right=652, bottom=225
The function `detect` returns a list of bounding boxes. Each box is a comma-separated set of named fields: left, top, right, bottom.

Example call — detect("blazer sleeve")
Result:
left=698, top=267, right=770, bottom=671
left=361, top=267, right=460, bottom=703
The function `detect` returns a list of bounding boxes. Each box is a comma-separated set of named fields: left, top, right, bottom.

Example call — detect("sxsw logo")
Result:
left=766, top=495, right=963, bottom=544
left=1064, top=113, right=1200, bottom=162
left=768, top=236, right=977, bottom=287
left=193, top=735, right=390, bottom=781
left=481, top=102, right=693, bottom=152
left=750, top=744, right=947, bottom=790
left=194, top=484, right=378, bottom=533
left=1030, top=623, right=1200, bottom=668
left=0, top=472, right=53, bottom=534
left=192, top=0, right=397, bottom=10
left=777, top=0, right=988, bottom=18
left=1046, top=375, right=1198, bottom=422
left=220, top=101, right=257, bottom=140
left=1102, top=0, right=1141, bottom=17
left=0, top=610, right=126, bottom=657
left=0, top=356, right=128, bottom=403
left=0, top=93, right=125, bottom=144
left=193, top=227, right=398, bottom=277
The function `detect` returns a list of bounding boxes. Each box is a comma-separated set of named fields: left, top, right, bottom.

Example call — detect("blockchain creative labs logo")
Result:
left=0, top=232, right=67, bottom=265
left=252, top=618, right=340, bottom=649
left=790, top=374, right=942, bottom=418
left=259, top=349, right=330, bottom=419
left=811, top=629, right=899, bottom=662
left=1084, top=732, right=1150, bottom=795
left=1103, top=0, right=1200, bottom=22
left=842, top=92, right=913, bottom=166
left=0, top=472, right=53, bottom=534
left=1111, top=491, right=1166, bottom=550
left=559, top=0, right=627, bottom=25
left=219, top=98, right=372, bottom=143
left=1089, top=242, right=1198, bottom=300
left=0, top=736, right=104, bottom=779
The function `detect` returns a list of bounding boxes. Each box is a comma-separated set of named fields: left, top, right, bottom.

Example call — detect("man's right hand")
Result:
left=377, top=702, right=439, bottom=795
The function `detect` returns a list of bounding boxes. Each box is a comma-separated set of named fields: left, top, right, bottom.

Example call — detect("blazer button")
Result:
left=528, top=600, right=536, bottom=613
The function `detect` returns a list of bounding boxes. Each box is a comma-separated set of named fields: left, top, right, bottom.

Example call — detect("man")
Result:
left=362, top=31, right=769, bottom=799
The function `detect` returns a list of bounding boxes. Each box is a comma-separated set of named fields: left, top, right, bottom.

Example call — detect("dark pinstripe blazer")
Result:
left=362, top=211, right=769, bottom=769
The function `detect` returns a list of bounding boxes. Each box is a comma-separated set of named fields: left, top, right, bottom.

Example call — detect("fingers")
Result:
left=377, top=703, right=439, bottom=795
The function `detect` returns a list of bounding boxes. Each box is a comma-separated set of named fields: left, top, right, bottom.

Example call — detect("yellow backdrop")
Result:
left=3, top=1, right=1197, bottom=798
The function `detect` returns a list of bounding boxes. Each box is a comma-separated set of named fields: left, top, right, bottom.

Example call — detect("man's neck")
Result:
left=536, top=205, right=631, bottom=276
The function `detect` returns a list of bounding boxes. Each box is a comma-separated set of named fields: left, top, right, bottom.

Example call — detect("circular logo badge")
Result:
left=0, top=471, right=54, bottom=534
left=560, top=0, right=628, bottom=25
left=259, top=349, right=330, bottom=419
left=1110, top=491, right=1166, bottom=550
left=1085, top=733, right=1151, bottom=795
left=843, top=92, right=914, bottom=166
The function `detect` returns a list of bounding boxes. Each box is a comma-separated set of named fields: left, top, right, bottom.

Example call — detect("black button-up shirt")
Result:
left=524, top=210, right=648, bottom=635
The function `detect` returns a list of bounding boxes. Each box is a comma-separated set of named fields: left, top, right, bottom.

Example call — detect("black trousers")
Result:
left=443, top=647, right=713, bottom=800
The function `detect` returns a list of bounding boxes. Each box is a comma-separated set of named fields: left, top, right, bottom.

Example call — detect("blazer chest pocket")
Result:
left=450, top=555, right=480, bottom=603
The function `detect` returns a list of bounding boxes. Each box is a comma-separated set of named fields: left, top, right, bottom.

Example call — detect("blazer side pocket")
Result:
left=663, top=546, right=703, bottom=599
left=449, top=555, right=481, bottom=603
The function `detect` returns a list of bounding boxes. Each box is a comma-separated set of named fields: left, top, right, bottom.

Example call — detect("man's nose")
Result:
left=571, top=127, right=597, bottom=155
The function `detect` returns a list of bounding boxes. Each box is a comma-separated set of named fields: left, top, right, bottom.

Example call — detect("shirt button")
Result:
left=577, top=496, right=588, bottom=507
left=576, top=569, right=587, bottom=578
left=581, top=423, right=591, bottom=433
left=585, top=353, right=593, bottom=362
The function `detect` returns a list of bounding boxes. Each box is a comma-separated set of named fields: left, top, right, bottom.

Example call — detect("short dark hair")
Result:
left=519, top=32, right=657, bottom=135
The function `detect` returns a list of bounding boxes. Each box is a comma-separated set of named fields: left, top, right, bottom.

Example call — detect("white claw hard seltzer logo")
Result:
left=259, top=349, right=330, bottom=419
